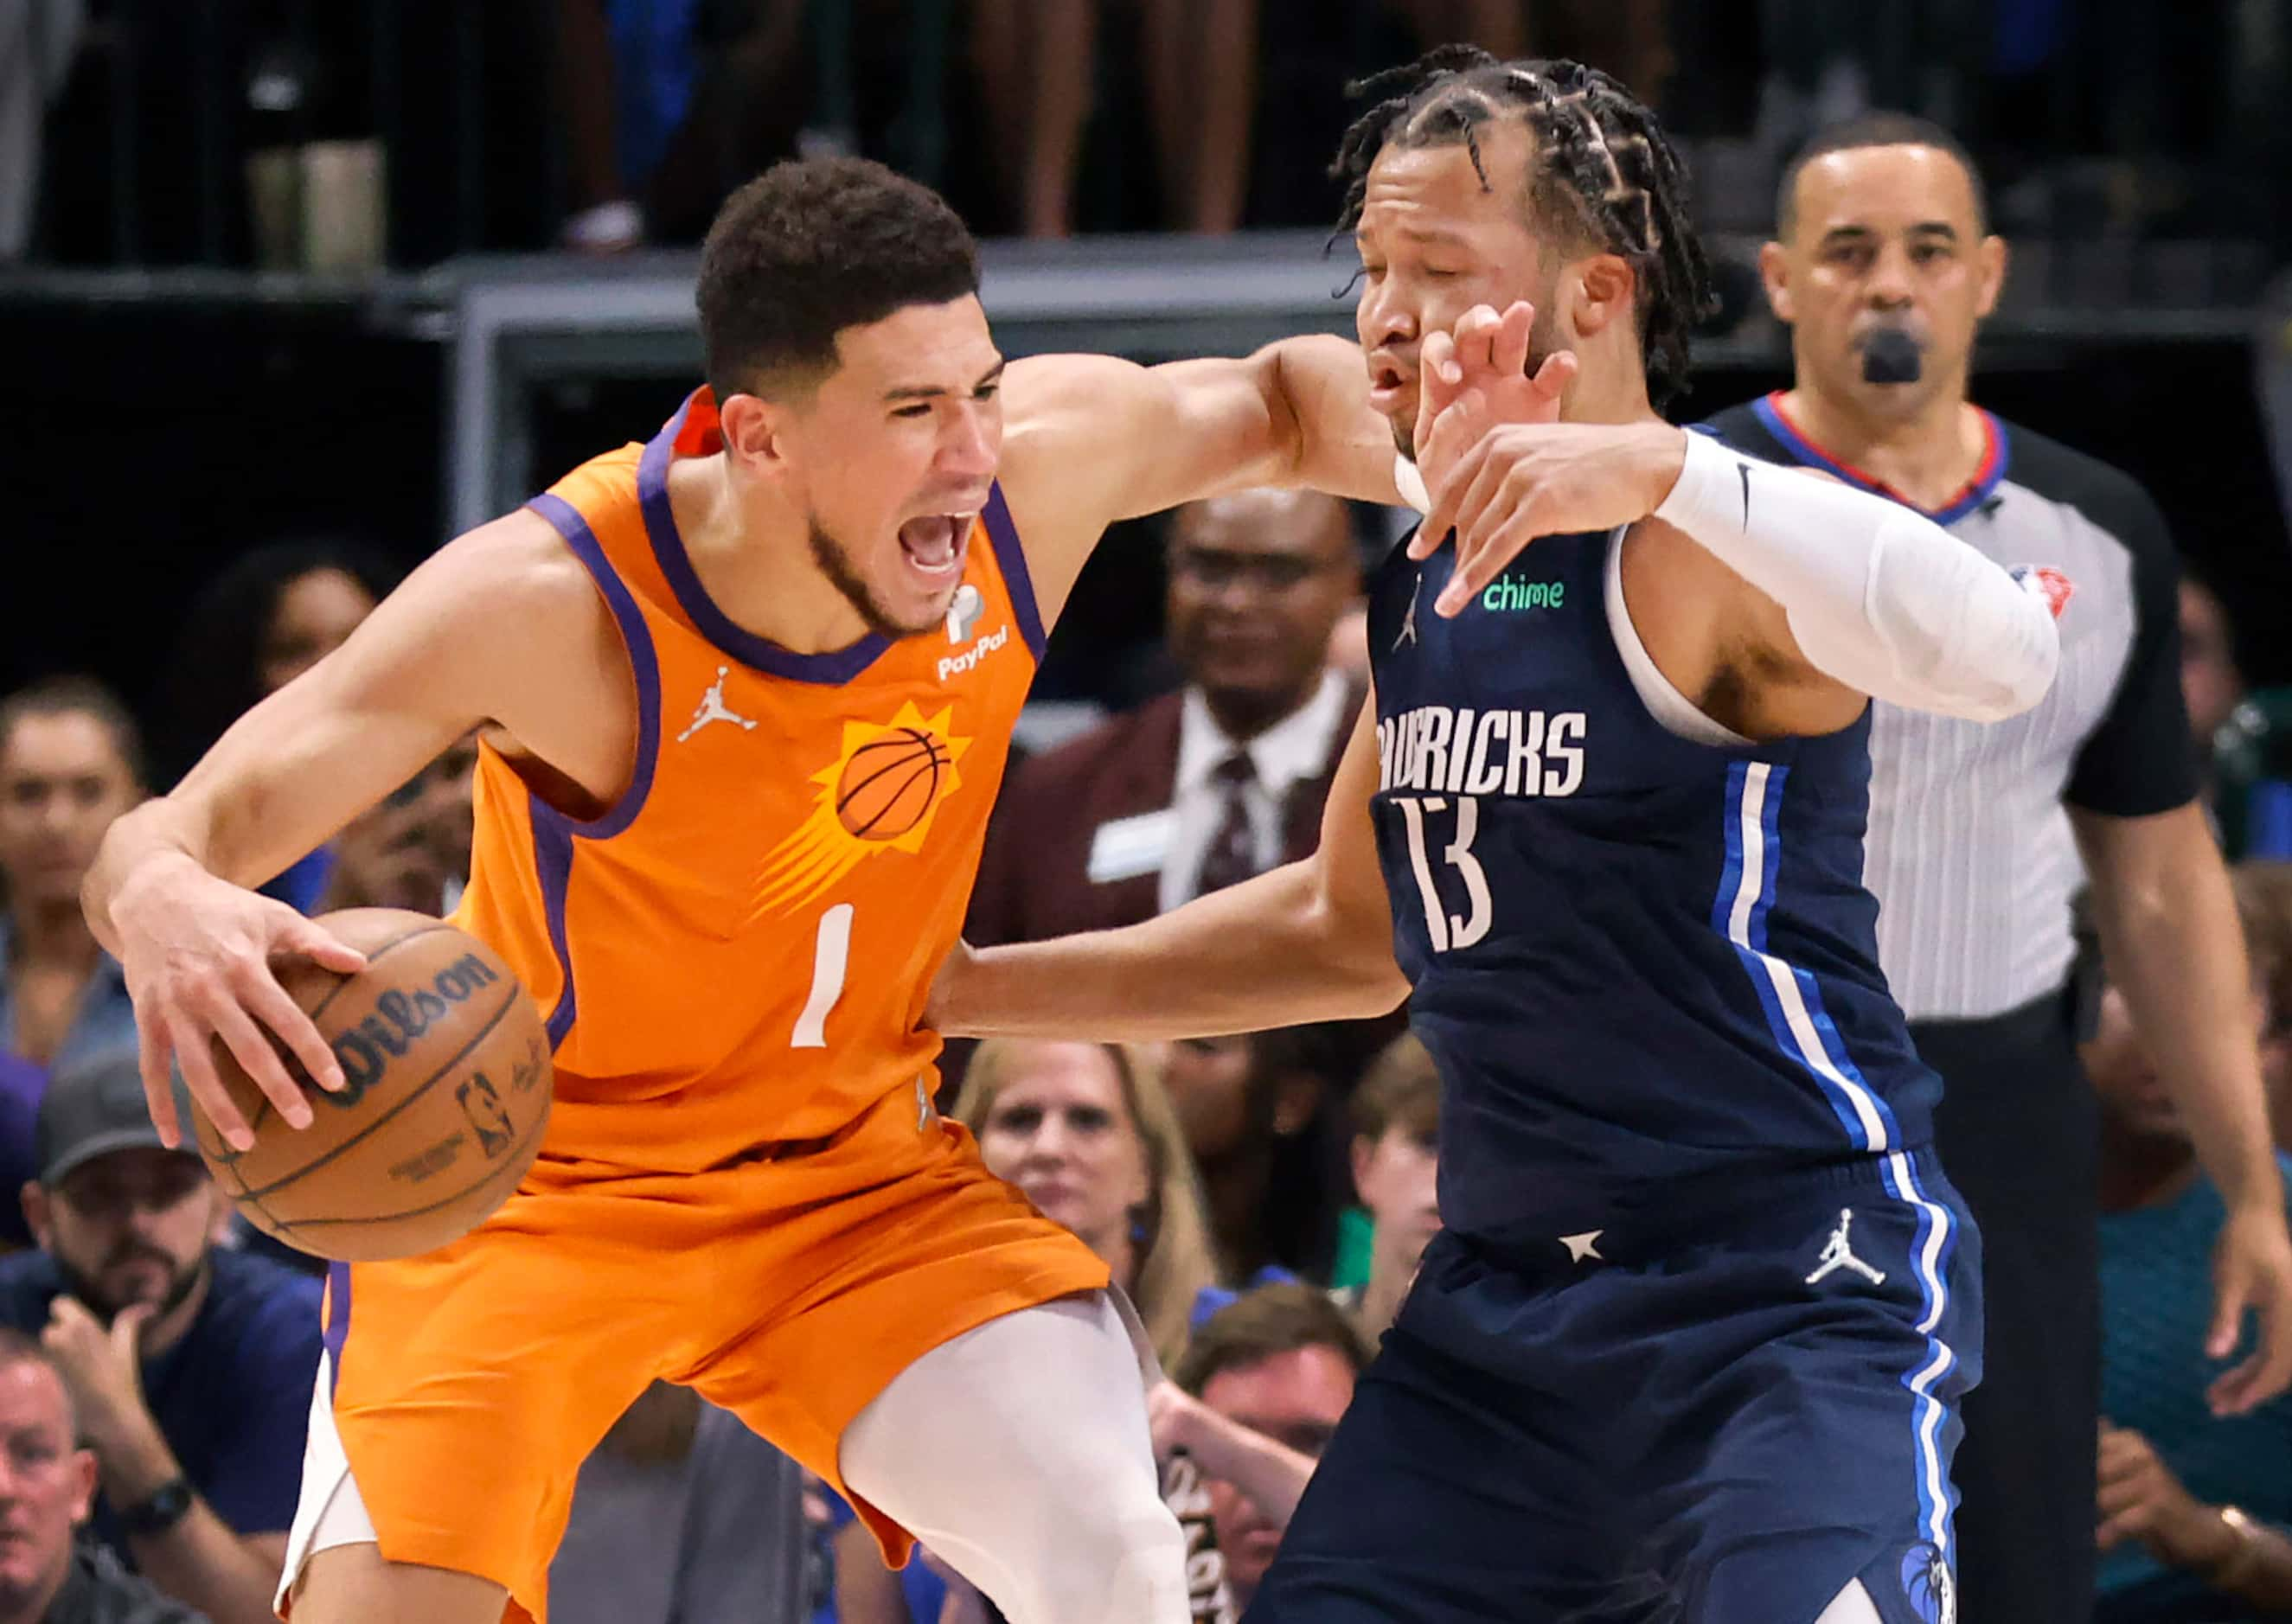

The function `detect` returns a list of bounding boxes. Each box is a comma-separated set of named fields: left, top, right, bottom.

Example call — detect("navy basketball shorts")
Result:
left=1247, top=1153, right=1983, bottom=1624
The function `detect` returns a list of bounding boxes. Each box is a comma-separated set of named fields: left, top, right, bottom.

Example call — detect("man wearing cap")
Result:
left=0, top=1052, right=320, bottom=1624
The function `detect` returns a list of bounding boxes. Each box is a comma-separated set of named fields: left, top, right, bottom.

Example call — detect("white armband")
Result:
left=1653, top=430, right=2061, bottom=722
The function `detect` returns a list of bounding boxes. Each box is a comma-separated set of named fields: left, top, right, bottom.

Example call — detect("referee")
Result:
left=1706, top=115, right=2292, bottom=1622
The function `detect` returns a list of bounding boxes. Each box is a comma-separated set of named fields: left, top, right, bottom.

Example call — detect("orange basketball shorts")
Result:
left=301, top=1082, right=1109, bottom=1623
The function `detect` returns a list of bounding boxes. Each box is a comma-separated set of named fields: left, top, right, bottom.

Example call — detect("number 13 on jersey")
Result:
left=1394, top=795, right=1490, bottom=953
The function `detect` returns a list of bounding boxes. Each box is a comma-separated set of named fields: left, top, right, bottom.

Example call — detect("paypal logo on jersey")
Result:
left=938, top=623, right=1009, bottom=681
left=1378, top=705, right=1587, bottom=797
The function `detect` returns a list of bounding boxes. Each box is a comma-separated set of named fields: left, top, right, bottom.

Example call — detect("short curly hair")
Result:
left=696, top=157, right=981, bottom=401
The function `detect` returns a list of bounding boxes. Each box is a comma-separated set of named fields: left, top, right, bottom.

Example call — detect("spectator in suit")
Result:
left=969, top=489, right=1362, bottom=946
left=0, top=1054, right=320, bottom=1624
left=0, top=1329, right=206, bottom=1622
left=0, top=680, right=143, bottom=1077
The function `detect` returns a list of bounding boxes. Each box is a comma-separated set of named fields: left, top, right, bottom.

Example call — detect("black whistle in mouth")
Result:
left=1860, top=327, right=1924, bottom=385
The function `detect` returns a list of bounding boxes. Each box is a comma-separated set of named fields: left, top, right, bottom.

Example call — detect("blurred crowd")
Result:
left=7, top=0, right=2292, bottom=265
left=0, top=469, right=2288, bottom=1620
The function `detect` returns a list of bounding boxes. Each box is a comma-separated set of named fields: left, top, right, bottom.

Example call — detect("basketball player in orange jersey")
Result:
left=78, top=157, right=1405, bottom=1624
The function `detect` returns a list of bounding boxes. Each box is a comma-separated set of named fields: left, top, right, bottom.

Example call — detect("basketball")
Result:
left=836, top=726, right=947, bottom=840
left=189, top=908, right=551, bottom=1263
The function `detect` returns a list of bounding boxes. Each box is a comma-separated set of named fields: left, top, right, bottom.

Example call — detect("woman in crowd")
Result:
left=162, top=540, right=400, bottom=910
left=1162, top=1027, right=1351, bottom=1292
left=955, top=1037, right=1219, bottom=1366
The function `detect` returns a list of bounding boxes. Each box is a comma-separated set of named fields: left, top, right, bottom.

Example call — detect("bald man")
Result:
left=969, top=489, right=1364, bottom=945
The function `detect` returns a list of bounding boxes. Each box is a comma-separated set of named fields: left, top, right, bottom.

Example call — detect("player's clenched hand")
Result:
left=2206, top=1199, right=2292, bottom=1414
left=107, top=855, right=366, bottom=1152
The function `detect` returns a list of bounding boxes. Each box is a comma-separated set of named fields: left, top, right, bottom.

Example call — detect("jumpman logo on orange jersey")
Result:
left=678, top=667, right=758, bottom=743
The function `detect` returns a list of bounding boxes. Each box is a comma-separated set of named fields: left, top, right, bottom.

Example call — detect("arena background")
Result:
left=3, top=0, right=2290, bottom=739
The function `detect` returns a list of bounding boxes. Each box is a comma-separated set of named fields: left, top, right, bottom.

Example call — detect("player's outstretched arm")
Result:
left=1406, top=302, right=2061, bottom=727
left=931, top=700, right=1406, bottom=1039
left=1416, top=421, right=2061, bottom=726
left=84, top=510, right=609, bottom=1151
left=995, top=336, right=1399, bottom=620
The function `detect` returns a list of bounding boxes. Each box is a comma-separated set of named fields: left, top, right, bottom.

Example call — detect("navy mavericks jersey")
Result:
left=1368, top=526, right=1942, bottom=1256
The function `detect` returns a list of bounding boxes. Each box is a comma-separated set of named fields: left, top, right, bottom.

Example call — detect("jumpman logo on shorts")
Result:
left=677, top=667, right=758, bottom=743
left=1805, top=1208, right=1885, bottom=1286
left=1394, top=572, right=1423, bottom=650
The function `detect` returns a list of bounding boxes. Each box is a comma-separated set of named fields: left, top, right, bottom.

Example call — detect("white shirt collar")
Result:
left=1175, top=670, right=1350, bottom=799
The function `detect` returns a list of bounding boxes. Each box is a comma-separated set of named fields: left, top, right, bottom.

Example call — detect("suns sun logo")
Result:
left=755, top=700, right=975, bottom=914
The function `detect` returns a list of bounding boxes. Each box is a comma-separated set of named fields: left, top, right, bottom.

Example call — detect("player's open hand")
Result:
left=1413, top=418, right=1690, bottom=617
left=2206, top=1199, right=2292, bottom=1414
left=107, top=856, right=367, bottom=1152
left=1409, top=301, right=1575, bottom=483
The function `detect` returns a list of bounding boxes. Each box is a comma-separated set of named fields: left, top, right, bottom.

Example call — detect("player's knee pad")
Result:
left=1010, top=1499, right=1187, bottom=1624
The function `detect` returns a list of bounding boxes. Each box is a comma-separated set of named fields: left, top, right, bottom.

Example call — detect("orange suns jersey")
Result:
left=452, top=388, right=1046, bottom=1173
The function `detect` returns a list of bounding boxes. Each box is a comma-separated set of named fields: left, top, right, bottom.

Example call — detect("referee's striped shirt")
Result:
left=1703, top=394, right=2196, bottom=1022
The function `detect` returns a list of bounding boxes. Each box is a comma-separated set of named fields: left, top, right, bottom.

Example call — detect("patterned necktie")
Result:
left=1193, top=752, right=1262, bottom=899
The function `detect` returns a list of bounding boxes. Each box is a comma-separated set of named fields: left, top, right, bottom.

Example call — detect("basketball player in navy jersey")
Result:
left=936, top=52, right=2067, bottom=1623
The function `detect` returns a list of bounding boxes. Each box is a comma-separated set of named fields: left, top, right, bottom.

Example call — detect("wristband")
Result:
left=117, top=1476, right=195, bottom=1538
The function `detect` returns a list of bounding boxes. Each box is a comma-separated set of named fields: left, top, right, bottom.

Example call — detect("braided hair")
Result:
left=1331, top=48, right=1716, bottom=410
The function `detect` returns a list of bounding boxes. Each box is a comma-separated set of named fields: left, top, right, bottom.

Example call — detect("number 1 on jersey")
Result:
left=1397, top=796, right=1492, bottom=953
left=791, top=903, right=855, bottom=1048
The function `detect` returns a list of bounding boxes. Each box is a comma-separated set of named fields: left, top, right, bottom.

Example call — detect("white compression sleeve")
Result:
left=1652, top=430, right=2061, bottom=723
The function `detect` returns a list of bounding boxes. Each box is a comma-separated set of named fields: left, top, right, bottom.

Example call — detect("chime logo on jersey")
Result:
left=1377, top=705, right=1587, bottom=797
left=1479, top=575, right=1566, bottom=613
left=755, top=700, right=974, bottom=914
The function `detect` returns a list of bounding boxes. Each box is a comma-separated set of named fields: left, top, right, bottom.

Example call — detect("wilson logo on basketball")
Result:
left=754, top=700, right=975, bottom=912
left=328, top=953, right=503, bottom=1104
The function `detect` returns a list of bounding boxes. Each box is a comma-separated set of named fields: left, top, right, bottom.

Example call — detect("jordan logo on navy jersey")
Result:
left=1394, top=572, right=1422, bottom=649
left=1805, top=1209, right=1885, bottom=1285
